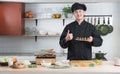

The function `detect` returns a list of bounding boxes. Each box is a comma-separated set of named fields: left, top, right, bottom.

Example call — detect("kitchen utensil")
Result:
left=70, top=60, right=95, bottom=67
left=94, top=17, right=96, bottom=26
left=95, top=51, right=107, bottom=60
left=96, top=17, right=101, bottom=30
left=98, top=17, right=110, bottom=36
left=90, top=17, right=93, bottom=24
left=87, top=17, right=89, bottom=22
left=107, top=17, right=113, bottom=33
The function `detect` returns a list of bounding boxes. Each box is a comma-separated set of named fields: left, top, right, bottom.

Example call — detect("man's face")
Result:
left=73, top=9, right=85, bottom=20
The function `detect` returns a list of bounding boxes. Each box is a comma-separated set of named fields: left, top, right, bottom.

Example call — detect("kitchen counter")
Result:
left=0, top=61, right=120, bottom=74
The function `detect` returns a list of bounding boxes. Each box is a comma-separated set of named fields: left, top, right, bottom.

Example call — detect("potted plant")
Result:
left=63, top=6, right=73, bottom=18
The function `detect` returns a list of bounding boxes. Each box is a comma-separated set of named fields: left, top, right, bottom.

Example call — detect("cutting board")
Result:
left=70, top=60, right=96, bottom=67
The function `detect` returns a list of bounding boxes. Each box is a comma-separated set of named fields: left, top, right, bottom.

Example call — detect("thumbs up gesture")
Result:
left=65, top=30, right=73, bottom=42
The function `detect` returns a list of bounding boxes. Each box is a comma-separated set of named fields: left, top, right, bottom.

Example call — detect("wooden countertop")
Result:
left=0, top=61, right=120, bottom=73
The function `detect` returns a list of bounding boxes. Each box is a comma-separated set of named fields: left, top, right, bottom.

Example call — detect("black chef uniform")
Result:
left=59, top=20, right=103, bottom=60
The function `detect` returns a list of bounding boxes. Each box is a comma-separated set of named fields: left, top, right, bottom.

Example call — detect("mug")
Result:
left=114, top=57, right=120, bottom=66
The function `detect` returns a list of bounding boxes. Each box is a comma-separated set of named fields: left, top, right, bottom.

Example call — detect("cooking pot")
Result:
left=95, top=51, right=107, bottom=60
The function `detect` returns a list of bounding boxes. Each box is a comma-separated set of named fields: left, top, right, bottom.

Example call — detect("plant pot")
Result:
left=65, top=13, right=73, bottom=18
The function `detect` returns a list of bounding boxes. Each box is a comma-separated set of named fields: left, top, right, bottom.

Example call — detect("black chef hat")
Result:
left=71, top=2, right=87, bottom=12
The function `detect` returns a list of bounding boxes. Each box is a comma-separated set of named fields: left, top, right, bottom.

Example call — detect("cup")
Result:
left=114, top=57, right=120, bottom=66
left=8, top=58, right=13, bottom=66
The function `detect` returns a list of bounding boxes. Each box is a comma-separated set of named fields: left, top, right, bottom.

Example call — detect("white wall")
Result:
left=87, top=3, right=120, bottom=60
left=0, top=3, right=120, bottom=60
left=117, top=3, right=120, bottom=57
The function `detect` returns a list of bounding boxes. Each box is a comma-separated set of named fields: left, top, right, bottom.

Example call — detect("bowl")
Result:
left=48, top=31, right=57, bottom=35
left=41, top=60, right=51, bottom=67
left=55, top=60, right=70, bottom=66
left=39, top=30, right=48, bottom=35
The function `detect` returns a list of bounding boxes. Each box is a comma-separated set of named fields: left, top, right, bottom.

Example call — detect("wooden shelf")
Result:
left=24, top=17, right=74, bottom=20
left=24, top=14, right=112, bottom=20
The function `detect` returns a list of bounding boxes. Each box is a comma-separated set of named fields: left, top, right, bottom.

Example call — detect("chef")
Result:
left=59, top=2, right=103, bottom=60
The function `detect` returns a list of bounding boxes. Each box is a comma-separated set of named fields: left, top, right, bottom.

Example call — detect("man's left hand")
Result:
left=87, top=36, right=93, bottom=42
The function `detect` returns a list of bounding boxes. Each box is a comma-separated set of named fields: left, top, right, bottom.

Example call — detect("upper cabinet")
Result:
left=0, top=2, right=25, bottom=36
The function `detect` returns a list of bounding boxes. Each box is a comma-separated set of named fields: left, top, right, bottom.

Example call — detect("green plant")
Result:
left=63, top=6, right=72, bottom=13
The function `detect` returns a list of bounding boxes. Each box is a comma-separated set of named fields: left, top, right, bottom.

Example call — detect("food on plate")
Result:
left=70, top=60, right=96, bottom=67
left=0, top=58, right=9, bottom=62
left=11, top=61, right=25, bottom=69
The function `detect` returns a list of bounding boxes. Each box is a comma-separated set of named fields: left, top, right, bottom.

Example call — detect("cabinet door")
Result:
left=0, top=2, right=25, bottom=35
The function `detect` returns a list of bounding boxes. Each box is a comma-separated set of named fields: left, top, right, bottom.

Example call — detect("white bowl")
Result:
left=39, top=30, right=47, bottom=35
left=55, top=60, right=70, bottom=66
left=36, top=13, right=52, bottom=19
left=48, top=31, right=57, bottom=35
left=41, top=60, right=51, bottom=67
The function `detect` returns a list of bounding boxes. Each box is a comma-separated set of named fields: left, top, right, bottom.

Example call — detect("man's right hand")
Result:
left=65, top=30, right=73, bottom=42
